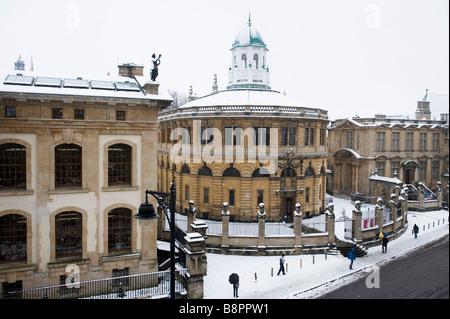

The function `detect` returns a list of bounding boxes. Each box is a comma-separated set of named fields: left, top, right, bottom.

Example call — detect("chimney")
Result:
left=118, top=63, right=144, bottom=78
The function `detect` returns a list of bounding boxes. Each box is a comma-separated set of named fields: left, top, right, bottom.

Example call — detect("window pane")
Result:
left=108, top=208, right=131, bottom=253
left=55, top=212, right=82, bottom=257
left=0, top=214, right=27, bottom=263
left=108, top=144, right=132, bottom=185
left=55, top=144, right=82, bottom=187
left=0, top=143, right=26, bottom=189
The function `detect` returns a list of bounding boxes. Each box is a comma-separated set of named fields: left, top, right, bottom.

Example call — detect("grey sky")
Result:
left=0, top=0, right=448, bottom=120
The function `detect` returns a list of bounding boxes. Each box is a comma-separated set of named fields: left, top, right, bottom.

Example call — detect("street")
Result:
left=321, top=235, right=449, bottom=299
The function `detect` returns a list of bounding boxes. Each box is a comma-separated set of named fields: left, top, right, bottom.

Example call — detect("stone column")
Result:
left=325, top=203, right=335, bottom=244
left=137, top=218, right=159, bottom=273
left=436, top=182, right=443, bottom=208
left=375, top=198, right=384, bottom=234
left=352, top=201, right=362, bottom=242
left=187, top=200, right=197, bottom=233
left=191, top=220, right=208, bottom=239
left=389, top=193, right=398, bottom=230
left=184, top=232, right=207, bottom=299
left=293, top=203, right=303, bottom=254
left=257, top=203, right=266, bottom=254
left=221, top=202, right=230, bottom=254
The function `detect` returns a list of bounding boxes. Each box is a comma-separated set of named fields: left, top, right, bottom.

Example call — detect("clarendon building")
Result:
left=158, top=17, right=329, bottom=222
left=0, top=59, right=172, bottom=292
left=328, top=91, right=449, bottom=201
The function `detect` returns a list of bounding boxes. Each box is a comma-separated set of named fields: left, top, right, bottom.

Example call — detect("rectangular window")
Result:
left=185, top=185, right=189, bottom=201
left=320, top=128, right=326, bottom=146
left=116, top=110, right=125, bottom=121
left=204, top=187, right=209, bottom=204
left=406, top=132, right=414, bottom=151
left=52, top=108, right=63, bottom=119
left=432, top=161, right=439, bottom=180
left=418, top=161, right=427, bottom=181
left=432, top=133, right=439, bottom=152
left=391, top=132, right=400, bottom=151
left=346, top=131, right=354, bottom=149
left=5, top=106, right=16, bottom=118
left=391, top=161, right=400, bottom=177
left=225, top=127, right=241, bottom=146
left=289, top=127, right=296, bottom=146
left=376, top=161, right=385, bottom=176
left=305, top=128, right=314, bottom=146
left=419, top=133, right=427, bottom=151
left=281, top=127, right=288, bottom=146
left=253, top=127, right=270, bottom=146
left=229, top=189, right=235, bottom=206
left=201, top=126, right=214, bottom=145
left=74, top=109, right=85, bottom=120
left=376, top=132, right=385, bottom=151
left=257, top=190, right=264, bottom=205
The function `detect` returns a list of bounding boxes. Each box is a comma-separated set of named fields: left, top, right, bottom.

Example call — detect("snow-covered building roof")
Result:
left=0, top=71, right=173, bottom=103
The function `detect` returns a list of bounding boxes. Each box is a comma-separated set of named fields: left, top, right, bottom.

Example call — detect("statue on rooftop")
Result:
left=151, top=53, right=161, bottom=81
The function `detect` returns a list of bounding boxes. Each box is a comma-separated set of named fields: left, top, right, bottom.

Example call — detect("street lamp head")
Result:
left=134, top=202, right=159, bottom=220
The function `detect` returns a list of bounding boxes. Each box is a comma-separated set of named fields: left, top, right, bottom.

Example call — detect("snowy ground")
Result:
left=203, top=196, right=449, bottom=299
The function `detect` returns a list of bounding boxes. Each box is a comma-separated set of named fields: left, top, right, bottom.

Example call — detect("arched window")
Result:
left=252, top=168, right=270, bottom=177
left=181, top=164, right=190, bottom=174
left=0, top=143, right=26, bottom=189
left=108, top=208, right=131, bottom=254
left=108, top=144, right=132, bottom=185
left=198, top=165, right=212, bottom=176
left=0, top=214, right=27, bottom=263
left=55, top=144, right=82, bottom=187
left=55, top=211, right=82, bottom=258
left=223, top=167, right=241, bottom=177
left=253, top=54, right=259, bottom=69
left=241, top=54, right=247, bottom=69
left=305, top=167, right=315, bottom=177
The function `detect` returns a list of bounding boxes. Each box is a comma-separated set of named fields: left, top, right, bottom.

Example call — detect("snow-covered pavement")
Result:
left=203, top=197, right=449, bottom=299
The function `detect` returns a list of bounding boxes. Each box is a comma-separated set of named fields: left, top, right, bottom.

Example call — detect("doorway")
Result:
left=282, top=196, right=295, bottom=217
left=404, top=166, right=415, bottom=184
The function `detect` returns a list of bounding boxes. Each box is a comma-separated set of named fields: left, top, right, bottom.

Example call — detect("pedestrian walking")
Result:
left=348, top=248, right=356, bottom=270
left=382, top=236, right=389, bottom=253
left=413, top=224, right=419, bottom=239
left=277, top=254, right=286, bottom=275
left=228, top=273, right=239, bottom=298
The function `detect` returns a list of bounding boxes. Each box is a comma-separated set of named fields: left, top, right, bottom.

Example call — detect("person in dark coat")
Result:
left=233, top=279, right=239, bottom=298
left=348, top=248, right=356, bottom=269
left=277, top=254, right=286, bottom=275
left=381, top=236, right=389, bottom=253
left=413, top=224, right=419, bottom=239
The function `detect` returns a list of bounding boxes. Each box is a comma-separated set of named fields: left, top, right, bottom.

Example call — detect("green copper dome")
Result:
left=231, top=15, right=267, bottom=49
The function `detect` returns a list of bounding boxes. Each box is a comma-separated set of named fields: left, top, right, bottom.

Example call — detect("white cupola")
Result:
left=227, top=14, right=271, bottom=90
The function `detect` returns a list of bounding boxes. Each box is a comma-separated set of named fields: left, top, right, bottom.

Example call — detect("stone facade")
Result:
left=0, top=66, right=172, bottom=292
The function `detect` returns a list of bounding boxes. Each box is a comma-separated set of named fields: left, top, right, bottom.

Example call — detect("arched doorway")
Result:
left=403, top=160, right=418, bottom=184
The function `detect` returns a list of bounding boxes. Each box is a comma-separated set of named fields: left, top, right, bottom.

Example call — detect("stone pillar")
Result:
left=221, top=202, right=230, bottom=254
left=187, top=200, right=197, bottom=233
left=191, top=220, right=208, bottom=239
left=417, top=183, right=425, bottom=212
left=325, top=203, right=335, bottom=244
left=389, top=193, right=398, bottom=230
left=293, top=203, right=303, bottom=254
left=436, top=182, right=443, bottom=208
left=352, top=201, right=362, bottom=242
left=184, top=232, right=207, bottom=299
left=375, top=198, right=384, bottom=234
left=257, top=203, right=266, bottom=254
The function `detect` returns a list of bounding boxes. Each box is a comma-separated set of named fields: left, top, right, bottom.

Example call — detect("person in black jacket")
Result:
left=413, top=224, right=419, bottom=238
left=382, top=236, right=389, bottom=253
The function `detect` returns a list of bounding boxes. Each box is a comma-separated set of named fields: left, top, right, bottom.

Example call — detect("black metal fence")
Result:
left=1, top=268, right=188, bottom=299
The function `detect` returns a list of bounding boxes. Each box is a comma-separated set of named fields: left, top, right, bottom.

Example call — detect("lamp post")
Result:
left=134, top=181, right=176, bottom=299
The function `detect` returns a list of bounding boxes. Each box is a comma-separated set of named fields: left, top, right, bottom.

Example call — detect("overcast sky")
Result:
left=0, top=0, right=448, bottom=120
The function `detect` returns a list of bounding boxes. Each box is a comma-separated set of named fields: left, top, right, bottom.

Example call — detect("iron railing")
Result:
left=1, top=268, right=188, bottom=299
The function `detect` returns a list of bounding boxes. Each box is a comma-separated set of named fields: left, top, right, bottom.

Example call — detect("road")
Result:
left=321, top=236, right=449, bottom=299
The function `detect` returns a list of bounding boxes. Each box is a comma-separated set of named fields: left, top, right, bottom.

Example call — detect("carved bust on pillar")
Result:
left=352, top=200, right=362, bottom=216
left=293, top=203, right=302, bottom=217
left=325, top=203, right=335, bottom=218
left=257, top=202, right=266, bottom=219
left=221, top=202, right=230, bottom=215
